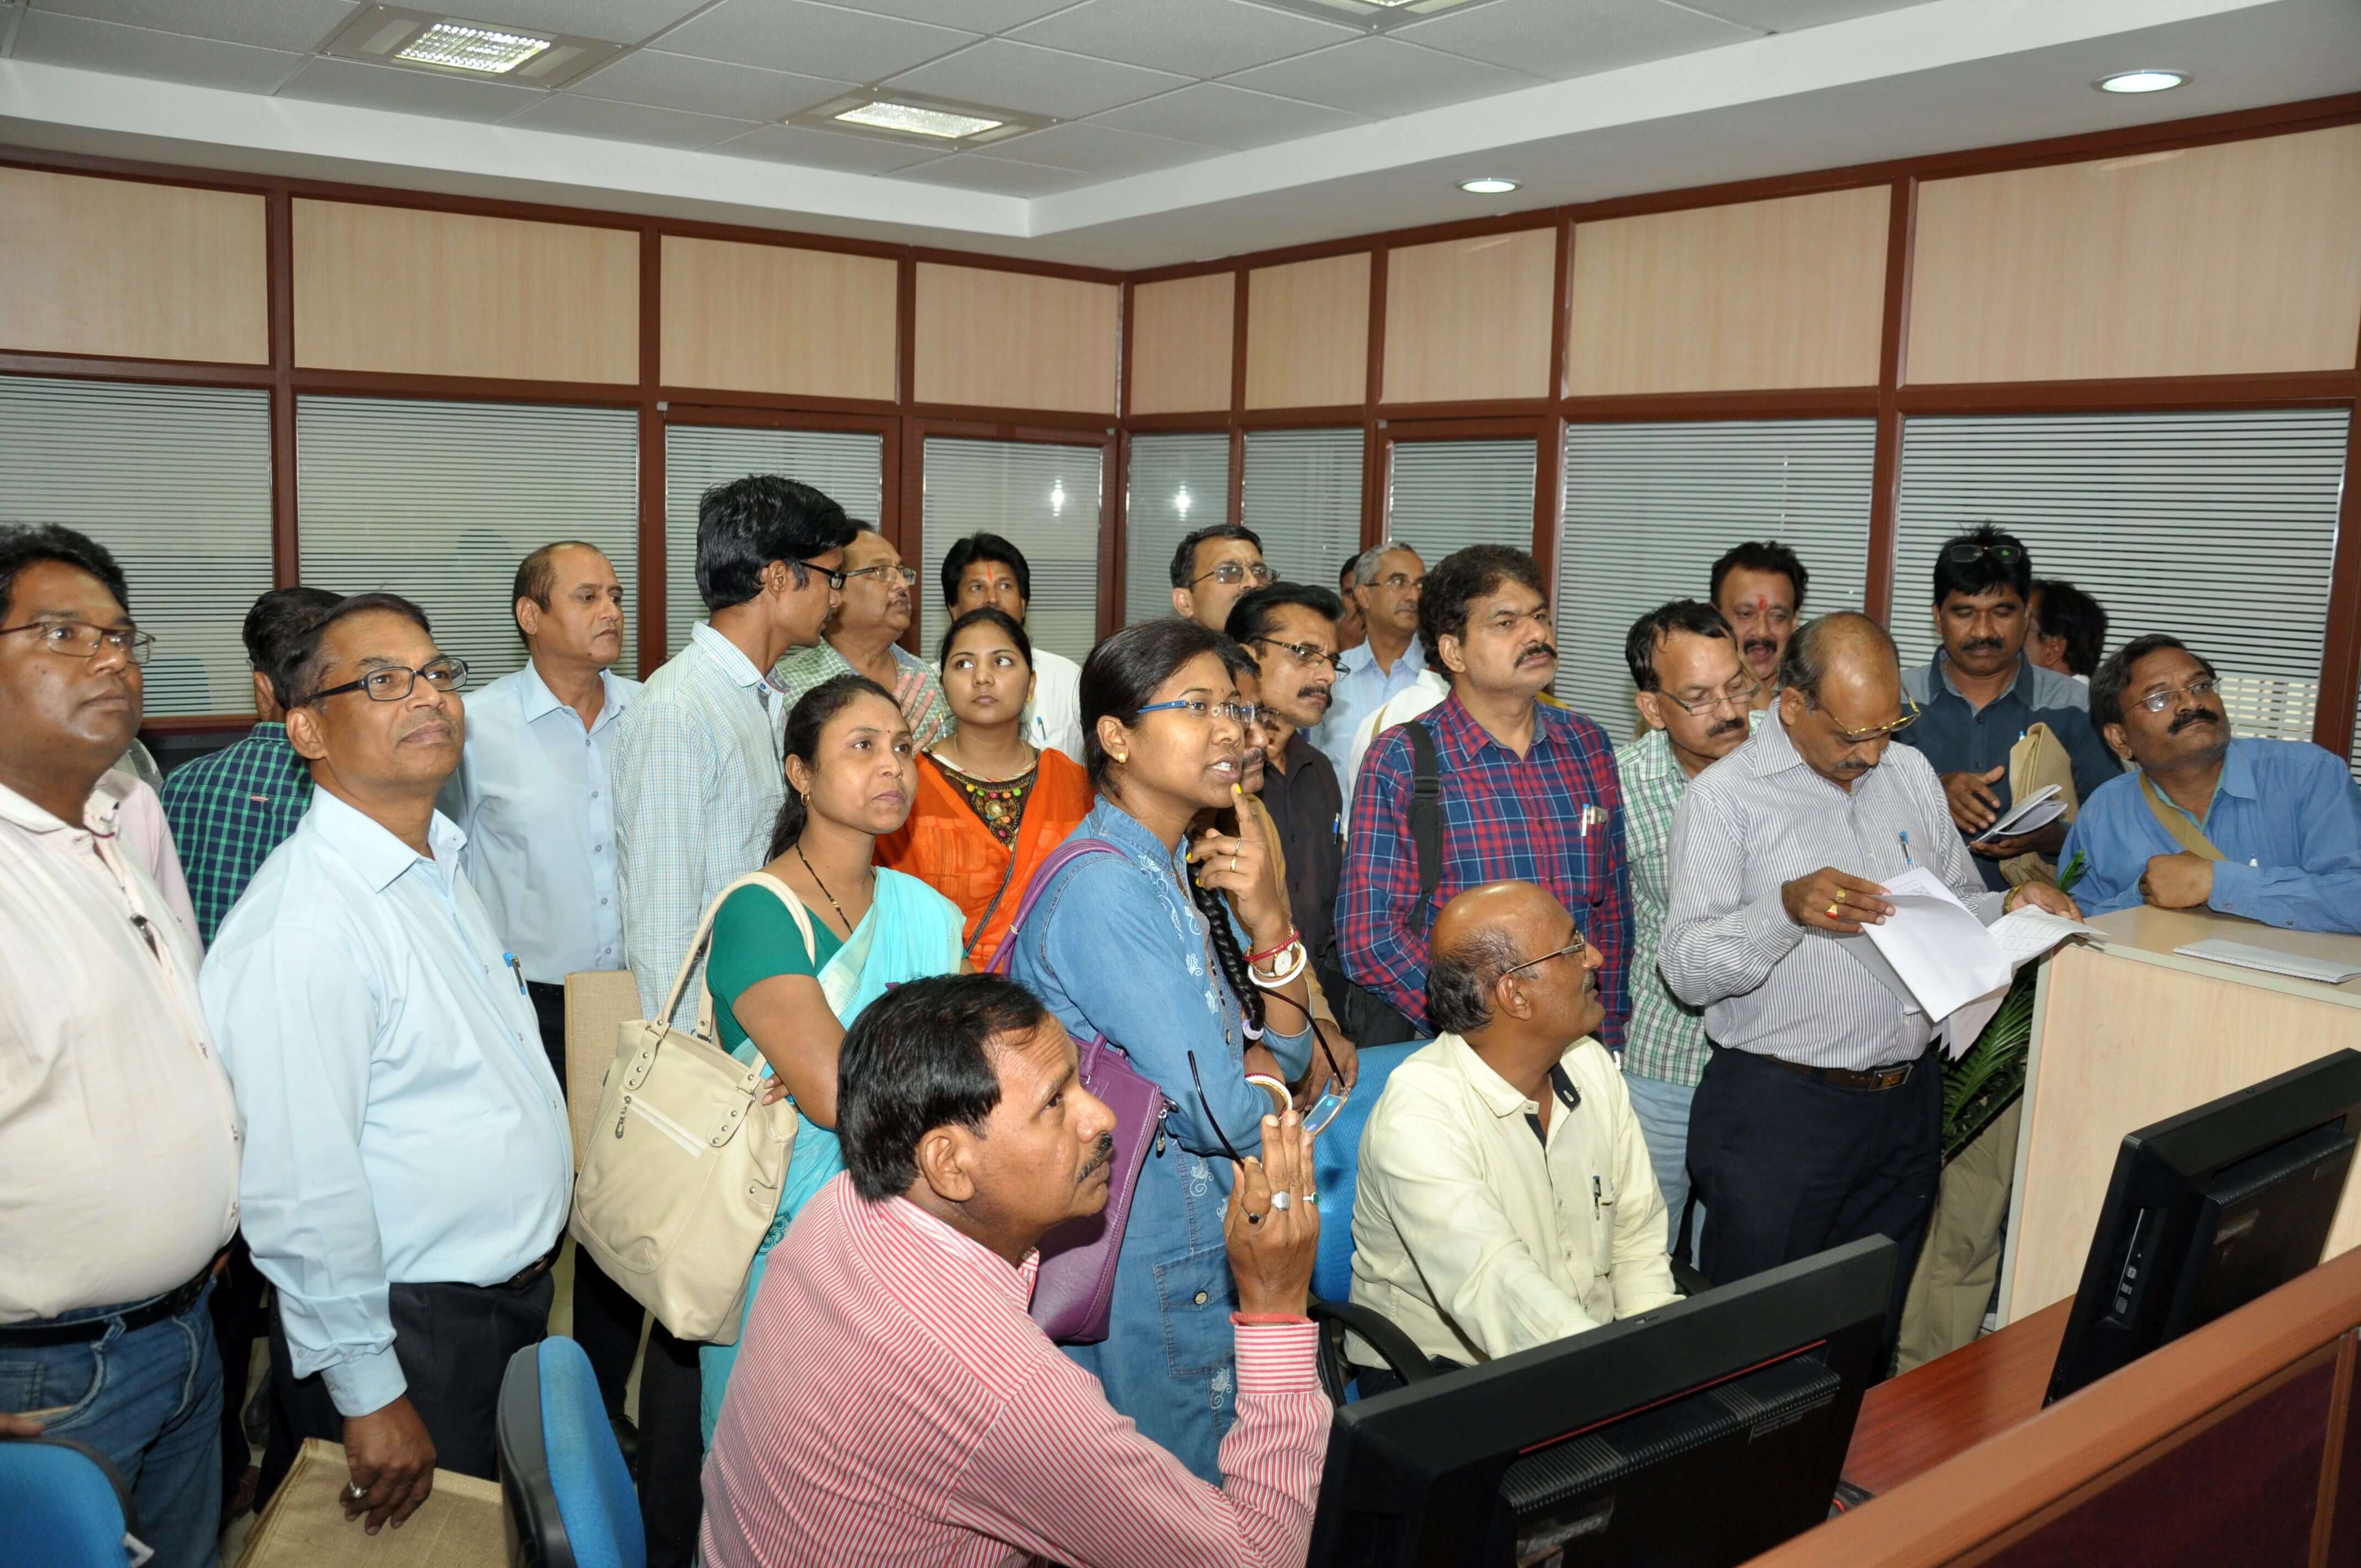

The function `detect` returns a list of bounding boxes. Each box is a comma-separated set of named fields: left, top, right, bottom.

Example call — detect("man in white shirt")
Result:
left=0, top=525, right=243, bottom=1568
left=1315, top=544, right=1427, bottom=796
left=1350, top=881, right=1675, bottom=1393
left=939, top=531, right=1082, bottom=760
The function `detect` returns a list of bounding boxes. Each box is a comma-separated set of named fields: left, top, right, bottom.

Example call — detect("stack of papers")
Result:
left=1850, top=867, right=2100, bottom=1057
left=1973, top=783, right=2068, bottom=843
left=2172, top=939, right=2361, bottom=986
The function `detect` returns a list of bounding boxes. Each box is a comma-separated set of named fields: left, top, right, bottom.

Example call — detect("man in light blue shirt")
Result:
left=2063, top=634, right=2361, bottom=932
left=1313, top=543, right=1426, bottom=790
left=203, top=592, right=572, bottom=1532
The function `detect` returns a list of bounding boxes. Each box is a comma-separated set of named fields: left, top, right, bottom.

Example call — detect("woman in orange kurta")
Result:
left=878, top=608, right=1092, bottom=968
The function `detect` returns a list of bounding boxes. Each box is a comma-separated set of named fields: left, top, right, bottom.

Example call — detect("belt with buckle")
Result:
left=498, top=1244, right=562, bottom=1292
left=1765, top=1056, right=1916, bottom=1091
left=0, top=1257, right=219, bottom=1347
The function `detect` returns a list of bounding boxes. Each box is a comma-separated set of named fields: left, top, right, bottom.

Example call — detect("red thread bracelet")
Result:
left=1247, top=929, right=1300, bottom=966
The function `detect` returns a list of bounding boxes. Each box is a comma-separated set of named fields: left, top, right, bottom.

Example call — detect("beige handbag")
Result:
left=570, top=873, right=809, bottom=1346
left=1999, top=721, right=2083, bottom=889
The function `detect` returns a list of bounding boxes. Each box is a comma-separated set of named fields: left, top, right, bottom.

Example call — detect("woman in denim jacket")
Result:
left=1008, top=619, right=1315, bottom=1483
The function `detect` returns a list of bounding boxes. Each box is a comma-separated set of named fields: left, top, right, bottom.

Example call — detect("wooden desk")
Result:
left=1841, top=1301, right=2070, bottom=1496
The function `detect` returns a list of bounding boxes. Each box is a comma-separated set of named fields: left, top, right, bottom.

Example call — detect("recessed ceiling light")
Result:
left=323, top=6, right=619, bottom=87
left=835, top=100, right=1004, bottom=139
left=2097, top=69, right=2186, bottom=94
left=395, top=19, right=549, bottom=73
left=1459, top=177, right=1519, bottom=195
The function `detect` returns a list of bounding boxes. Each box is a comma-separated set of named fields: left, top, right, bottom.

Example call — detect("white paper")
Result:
left=1974, top=783, right=2066, bottom=843
left=1862, top=868, right=2012, bottom=1023
left=1935, top=910, right=2103, bottom=1055
left=2172, top=939, right=2361, bottom=986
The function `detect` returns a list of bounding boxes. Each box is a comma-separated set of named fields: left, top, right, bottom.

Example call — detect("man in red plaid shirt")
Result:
left=1337, top=545, right=1632, bottom=1047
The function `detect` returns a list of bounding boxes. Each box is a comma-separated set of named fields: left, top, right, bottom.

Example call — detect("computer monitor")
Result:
left=1307, top=1236, right=1896, bottom=1567
left=2045, top=1049, right=2361, bottom=1406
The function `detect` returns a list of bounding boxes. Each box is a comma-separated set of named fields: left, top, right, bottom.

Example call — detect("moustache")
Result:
left=1833, top=758, right=1873, bottom=774
left=1519, top=643, right=1559, bottom=665
left=1298, top=685, right=1331, bottom=706
left=1744, top=638, right=1777, bottom=656
left=2169, top=707, right=2222, bottom=735
left=1962, top=639, right=2004, bottom=655
left=1082, top=1134, right=1114, bottom=1178
left=1705, top=716, right=1747, bottom=741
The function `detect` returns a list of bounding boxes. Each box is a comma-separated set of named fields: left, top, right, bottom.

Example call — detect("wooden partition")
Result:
left=912, top=262, right=1120, bottom=415
left=1244, top=252, right=1369, bottom=409
left=660, top=236, right=896, bottom=401
left=1129, top=272, right=1234, bottom=415
left=1382, top=227, right=1556, bottom=404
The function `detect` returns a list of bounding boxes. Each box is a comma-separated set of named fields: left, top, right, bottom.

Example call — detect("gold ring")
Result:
left=1827, top=902, right=1842, bottom=918
left=1230, top=852, right=1239, bottom=873
left=1835, top=888, right=1848, bottom=905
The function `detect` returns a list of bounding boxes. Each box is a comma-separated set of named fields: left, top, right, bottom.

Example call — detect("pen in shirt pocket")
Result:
left=503, top=951, right=527, bottom=996
left=1898, top=830, right=1913, bottom=868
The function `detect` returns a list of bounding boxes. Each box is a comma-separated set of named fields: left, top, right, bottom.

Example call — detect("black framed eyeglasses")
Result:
left=2130, top=676, right=2220, bottom=715
left=1942, top=540, right=2024, bottom=566
left=844, top=564, right=919, bottom=587
left=1192, top=561, right=1275, bottom=589
left=1657, top=671, right=1762, bottom=716
left=310, top=656, right=468, bottom=704
left=1249, top=637, right=1346, bottom=674
left=0, top=619, right=155, bottom=666
left=790, top=559, right=849, bottom=591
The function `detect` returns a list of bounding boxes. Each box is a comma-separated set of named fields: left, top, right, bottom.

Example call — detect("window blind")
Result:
left=0, top=376, right=272, bottom=718
left=1557, top=420, right=1876, bottom=739
left=1242, top=427, right=1364, bottom=597
left=663, top=424, right=884, bottom=660
left=1385, top=438, right=1537, bottom=575
left=1125, top=433, right=1231, bottom=628
left=922, top=438, right=1104, bottom=666
left=1893, top=410, right=2352, bottom=747
left=296, top=396, right=641, bottom=683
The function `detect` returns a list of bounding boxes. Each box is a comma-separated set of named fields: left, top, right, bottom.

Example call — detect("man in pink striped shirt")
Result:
left=700, top=973, right=1330, bottom=1568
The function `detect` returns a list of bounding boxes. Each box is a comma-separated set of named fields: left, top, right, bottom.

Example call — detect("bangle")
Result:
left=1250, top=941, right=1308, bottom=990
left=1247, top=928, right=1299, bottom=966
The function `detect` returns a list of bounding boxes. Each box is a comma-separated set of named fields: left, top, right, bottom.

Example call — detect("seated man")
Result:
left=2063, top=634, right=2361, bottom=933
left=1349, top=881, right=1676, bottom=1392
left=699, top=973, right=1329, bottom=1568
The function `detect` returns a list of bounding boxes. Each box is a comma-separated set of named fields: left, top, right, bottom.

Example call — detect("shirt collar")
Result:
left=0, top=775, right=121, bottom=836
left=878, top=1194, right=1039, bottom=1309
left=1084, top=797, right=1187, bottom=871
left=1930, top=648, right=2034, bottom=708
left=304, top=785, right=466, bottom=894
left=1438, top=1031, right=1592, bottom=1120
left=689, top=620, right=779, bottom=694
left=1623, top=723, right=1679, bottom=783
left=518, top=662, right=633, bottom=729
left=1747, top=706, right=1810, bottom=777
left=2217, top=739, right=2259, bottom=801
left=1430, top=688, right=1555, bottom=760
left=1340, top=634, right=1423, bottom=680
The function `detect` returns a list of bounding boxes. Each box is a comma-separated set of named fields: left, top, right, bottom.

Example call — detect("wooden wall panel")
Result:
left=1908, top=124, right=2361, bottom=383
left=912, top=262, right=1119, bottom=414
left=1383, top=228, right=1555, bottom=404
left=1245, top=252, right=1369, bottom=409
left=1129, top=272, right=1234, bottom=415
left=0, top=168, right=266, bottom=364
left=660, top=236, right=896, bottom=401
left=1566, top=186, right=1888, bottom=396
left=291, top=199, right=639, bottom=383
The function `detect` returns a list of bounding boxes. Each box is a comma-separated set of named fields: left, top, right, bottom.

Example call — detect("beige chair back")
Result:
left=564, top=970, right=641, bottom=1170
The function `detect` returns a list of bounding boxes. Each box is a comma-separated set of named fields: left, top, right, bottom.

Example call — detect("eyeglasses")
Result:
left=1367, top=572, right=1424, bottom=593
left=844, top=564, right=919, bottom=587
left=1942, top=540, right=2024, bottom=566
left=1192, top=561, right=1275, bottom=589
left=1249, top=637, right=1346, bottom=674
left=1657, top=671, right=1762, bottom=716
left=0, top=619, right=155, bottom=665
left=1501, top=929, right=1589, bottom=980
left=790, top=559, right=849, bottom=592
left=2130, top=676, right=2220, bottom=715
left=310, top=656, right=469, bottom=704
left=1823, top=693, right=1921, bottom=744
left=1134, top=696, right=1260, bottom=727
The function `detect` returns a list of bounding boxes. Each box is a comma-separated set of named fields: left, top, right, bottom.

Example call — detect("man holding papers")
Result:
left=1659, top=614, right=2080, bottom=1357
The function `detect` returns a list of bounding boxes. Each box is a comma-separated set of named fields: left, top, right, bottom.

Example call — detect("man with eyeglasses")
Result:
left=1, top=525, right=243, bottom=1568
left=1315, top=543, right=1430, bottom=797
left=2061, top=634, right=2361, bottom=932
left=1348, top=881, right=1675, bottom=1393
left=1897, top=525, right=2119, bottom=893
left=774, top=523, right=951, bottom=750
left=611, top=473, right=854, bottom=1567
left=1613, top=601, right=1764, bottom=1258
left=1168, top=522, right=1272, bottom=635
left=202, top=591, right=572, bottom=1533
left=1660, top=613, right=2081, bottom=1358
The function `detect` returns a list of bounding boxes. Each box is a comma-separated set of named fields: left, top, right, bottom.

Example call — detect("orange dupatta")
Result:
left=877, top=747, right=1093, bottom=969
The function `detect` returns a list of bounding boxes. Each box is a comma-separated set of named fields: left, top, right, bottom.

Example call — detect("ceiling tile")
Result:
left=709, top=121, right=942, bottom=173
left=569, top=50, right=855, bottom=121
left=502, top=93, right=758, bottom=150
left=1088, top=78, right=1362, bottom=148
left=1011, top=0, right=1355, bottom=79
left=274, top=55, right=547, bottom=120
left=1394, top=0, right=1758, bottom=80
left=657, top=0, right=978, bottom=85
left=883, top=37, right=1189, bottom=119
left=800, top=0, right=1087, bottom=30
left=989, top=120, right=1222, bottom=175
left=1680, top=0, right=1930, bottom=29
left=1224, top=35, right=1543, bottom=117
left=889, top=152, right=1097, bottom=195
left=12, top=9, right=304, bottom=91
left=437, top=0, right=712, bottom=45
left=29, top=0, right=352, bottom=52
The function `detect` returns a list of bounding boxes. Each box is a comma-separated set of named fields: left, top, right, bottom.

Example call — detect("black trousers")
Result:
left=267, top=1272, right=553, bottom=1480
left=637, top=1323, right=706, bottom=1568
left=207, top=1238, right=269, bottom=1504
left=1689, top=1043, right=1942, bottom=1368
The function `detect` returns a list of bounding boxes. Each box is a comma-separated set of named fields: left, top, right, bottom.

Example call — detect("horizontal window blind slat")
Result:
left=1125, top=433, right=1231, bottom=627
left=1386, top=439, right=1537, bottom=573
left=921, top=438, right=1103, bottom=667
left=297, top=396, right=641, bottom=684
left=1243, top=427, right=1363, bottom=599
left=0, top=376, right=274, bottom=718
left=663, top=426, right=884, bottom=661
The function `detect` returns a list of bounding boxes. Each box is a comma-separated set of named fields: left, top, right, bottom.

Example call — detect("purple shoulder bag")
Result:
left=991, top=837, right=1171, bottom=1344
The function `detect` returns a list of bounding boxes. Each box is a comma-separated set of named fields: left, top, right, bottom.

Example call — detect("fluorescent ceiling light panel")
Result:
left=837, top=101, right=1004, bottom=139
left=2097, top=69, right=2188, bottom=93
left=322, top=6, right=623, bottom=88
left=794, top=91, right=1041, bottom=147
left=395, top=20, right=549, bottom=74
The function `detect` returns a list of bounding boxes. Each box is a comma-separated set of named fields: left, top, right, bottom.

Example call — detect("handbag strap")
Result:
left=987, top=838, right=1126, bottom=977
left=2140, top=772, right=2228, bottom=862
left=652, top=869, right=821, bottom=1034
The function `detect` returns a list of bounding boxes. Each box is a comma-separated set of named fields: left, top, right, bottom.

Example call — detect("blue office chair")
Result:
left=497, top=1336, right=645, bottom=1568
left=1304, top=1039, right=1435, bottom=1403
left=0, top=1434, right=142, bottom=1568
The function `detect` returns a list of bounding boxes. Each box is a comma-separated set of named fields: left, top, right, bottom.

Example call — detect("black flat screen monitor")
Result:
left=2046, top=1048, right=2361, bottom=1406
left=1307, top=1236, right=1896, bottom=1567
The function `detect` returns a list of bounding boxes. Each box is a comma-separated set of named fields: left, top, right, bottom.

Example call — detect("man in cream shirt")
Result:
left=1349, top=881, right=1675, bottom=1390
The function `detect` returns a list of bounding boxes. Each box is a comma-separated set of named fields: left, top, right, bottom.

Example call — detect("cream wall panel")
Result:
left=1245, top=253, right=1369, bottom=409
left=913, top=263, right=1119, bottom=414
left=1383, top=228, right=1555, bottom=403
left=660, top=236, right=896, bottom=401
left=1568, top=187, right=1888, bottom=396
left=1908, top=125, right=2361, bottom=383
left=292, top=199, right=639, bottom=383
left=0, top=169, right=266, bottom=364
left=1129, top=273, right=1235, bottom=415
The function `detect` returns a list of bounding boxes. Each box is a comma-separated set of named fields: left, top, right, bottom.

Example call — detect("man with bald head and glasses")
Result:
left=2060, top=634, right=2361, bottom=933
left=1658, top=613, right=2080, bottom=1357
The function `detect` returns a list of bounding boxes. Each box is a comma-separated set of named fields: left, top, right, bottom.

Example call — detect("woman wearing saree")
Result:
left=697, top=673, right=965, bottom=1440
left=878, top=608, right=1092, bottom=968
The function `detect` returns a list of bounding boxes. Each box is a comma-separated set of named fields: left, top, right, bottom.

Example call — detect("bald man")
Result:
left=1657, top=614, right=2079, bottom=1355
left=1347, top=882, right=1675, bottom=1393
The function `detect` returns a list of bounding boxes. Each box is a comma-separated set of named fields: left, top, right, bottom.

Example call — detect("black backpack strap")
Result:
left=1405, top=718, right=1441, bottom=905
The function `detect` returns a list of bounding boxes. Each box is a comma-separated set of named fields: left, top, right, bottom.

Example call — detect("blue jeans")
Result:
left=1623, top=1070, right=1703, bottom=1264
left=0, top=1280, right=224, bottom=1568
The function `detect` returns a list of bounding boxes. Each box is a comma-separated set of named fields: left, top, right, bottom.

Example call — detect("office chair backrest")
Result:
left=497, top=1336, right=644, bottom=1568
left=0, top=1434, right=142, bottom=1568
left=1310, top=1039, right=1423, bottom=1304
